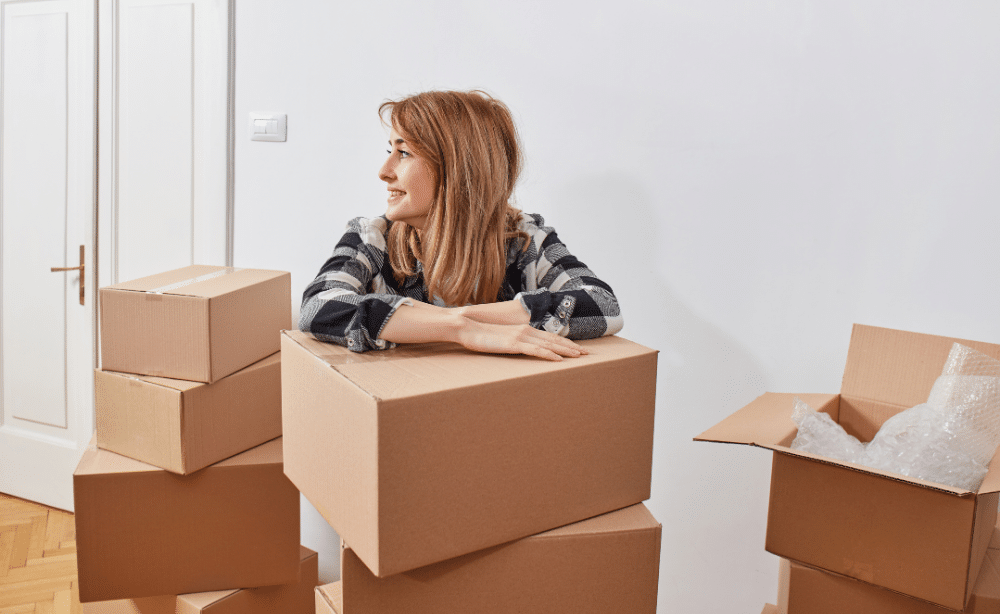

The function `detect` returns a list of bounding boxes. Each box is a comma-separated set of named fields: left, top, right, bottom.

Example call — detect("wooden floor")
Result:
left=0, top=493, right=81, bottom=613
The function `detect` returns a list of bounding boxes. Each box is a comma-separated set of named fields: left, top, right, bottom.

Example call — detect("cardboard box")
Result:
left=82, top=546, right=318, bottom=614
left=74, top=437, right=300, bottom=602
left=100, top=265, right=290, bottom=383
left=777, top=548, right=1000, bottom=613
left=95, top=351, right=282, bottom=474
left=316, top=582, right=342, bottom=614
left=281, top=329, right=658, bottom=577
left=337, top=503, right=661, bottom=613
left=696, top=324, right=1000, bottom=610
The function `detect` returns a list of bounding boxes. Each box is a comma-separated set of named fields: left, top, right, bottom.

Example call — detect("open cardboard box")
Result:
left=281, top=329, right=658, bottom=577
left=696, top=324, right=1000, bottom=611
left=82, top=547, right=317, bottom=614
left=100, top=265, right=290, bottom=383
left=338, top=503, right=662, bottom=614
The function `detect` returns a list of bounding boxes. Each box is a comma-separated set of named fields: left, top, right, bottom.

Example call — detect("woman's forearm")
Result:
left=379, top=301, right=468, bottom=344
left=456, top=300, right=531, bottom=326
left=378, top=299, right=587, bottom=361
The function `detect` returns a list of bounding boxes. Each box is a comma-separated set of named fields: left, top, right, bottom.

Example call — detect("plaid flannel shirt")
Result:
left=299, top=212, right=624, bottom=352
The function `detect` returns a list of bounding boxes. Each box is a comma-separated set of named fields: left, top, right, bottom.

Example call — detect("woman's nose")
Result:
left=378, top=158, right=395, bottom=182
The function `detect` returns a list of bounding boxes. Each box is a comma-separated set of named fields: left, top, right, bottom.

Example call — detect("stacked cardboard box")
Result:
left=74, top=265, right=313, bottom=610
left=697, top=324, right=1000, bottom=613
left=280, top=329, right=662, bottom=611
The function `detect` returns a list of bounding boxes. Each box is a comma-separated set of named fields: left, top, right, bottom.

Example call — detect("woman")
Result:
left=299, top=90, right=623, bottom=361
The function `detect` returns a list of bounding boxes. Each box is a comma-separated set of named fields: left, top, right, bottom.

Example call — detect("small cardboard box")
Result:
left=778, top=545, right=1000, bottom=613
left=74, top=437, right=300, bottom=603
left=281, top=329, right=658, bottom=577
left=338, top=503, right=661, bottom=613
left=95, top=351, right=281, bottom=474
left=316, top=582, right=342, bottom=614
left=82, top=546, right=318, bottom=614
left=100, top=265, right=290, bottom=383
left=696, top=324, right=1000, bottom=610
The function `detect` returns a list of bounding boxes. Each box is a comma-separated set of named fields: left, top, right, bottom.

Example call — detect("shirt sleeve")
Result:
left=513, top=215, right=624, bottom=339
left=298, top=217, right=413, bottom=352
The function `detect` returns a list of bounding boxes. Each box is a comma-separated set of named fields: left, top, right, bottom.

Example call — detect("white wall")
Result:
left=234, top=1, right=1000, bottom=611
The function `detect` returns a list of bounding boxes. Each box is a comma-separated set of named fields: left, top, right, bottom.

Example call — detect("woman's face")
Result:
left=379, top=127, right=436, bottom=230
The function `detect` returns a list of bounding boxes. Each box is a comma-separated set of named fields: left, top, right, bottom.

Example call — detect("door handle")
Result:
left=51, top=245, right=85, bottom=305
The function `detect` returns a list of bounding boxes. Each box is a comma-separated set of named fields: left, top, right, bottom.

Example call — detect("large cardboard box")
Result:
left=82, top=546, right=318, bottom=614
left=696, top=324, right=1000, bottom=610
left=316, top=582, right=342, bottom=614
left=337, top=503, right=661, bottom=613
left=777, top=548, right=1000, bottom=613
left=281, top=329, right=658, bottom=577
left=95, top=352, right=281, bottom=474
left=100, top=265, right=290, bottom=383
left=74, top=437, right=300, bottom=602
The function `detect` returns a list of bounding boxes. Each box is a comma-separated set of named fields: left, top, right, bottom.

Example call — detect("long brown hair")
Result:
left=379, top=90, right=530, bottom=306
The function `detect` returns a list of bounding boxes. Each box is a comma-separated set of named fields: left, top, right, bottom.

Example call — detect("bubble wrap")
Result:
left=791, top=343, right=1000, bottom=490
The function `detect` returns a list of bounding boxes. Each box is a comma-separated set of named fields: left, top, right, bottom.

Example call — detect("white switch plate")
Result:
left=249, top=112, right=286, bottom=142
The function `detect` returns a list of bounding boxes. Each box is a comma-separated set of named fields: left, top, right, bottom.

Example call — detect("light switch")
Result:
left=249, top=113, right=287, bottom=142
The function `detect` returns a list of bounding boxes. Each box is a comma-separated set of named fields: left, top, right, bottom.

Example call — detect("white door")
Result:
left=0, top=0, right=97, bottom=512
left=1, top=0, right=230, bottom=512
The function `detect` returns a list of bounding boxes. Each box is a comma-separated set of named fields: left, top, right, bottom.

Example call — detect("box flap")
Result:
left=177, top=589, right=239, bottom=609
left=282, top=330, right=656, bottom=400
left=105, top=265, right=226, bottom=292
left=73, top=442, right=163, bottom=476
left=842, top=324, right=1000, bottom=408
left=694, top=392, right=838, bottom=447
left=537, top=503, right=659, bottom=538
left=764, top=446, right=975, bottom=496
left=981, top=453, right=1000, bottom=494
left=100, top=369, right=203, bottom=392
left=317, top=582, right=343, bottom=614
left=105, top=265, right=287, bottom=299
left=213, top=436, right=283, bottom=468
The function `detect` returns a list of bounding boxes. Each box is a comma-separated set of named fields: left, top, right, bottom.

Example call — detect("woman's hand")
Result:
left=455, top=320, right=588, bottom=362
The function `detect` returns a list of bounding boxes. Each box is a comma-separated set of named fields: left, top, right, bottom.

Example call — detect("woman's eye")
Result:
left=399, top=151, right=410, bottom=158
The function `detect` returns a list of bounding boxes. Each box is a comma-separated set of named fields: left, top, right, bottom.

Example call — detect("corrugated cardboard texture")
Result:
left=73, top=438, right=300, bottom=603
left=82, top=547, right=317, bottom=614
left=340, top=503, right=662, bottom=614
left=282, top=330, right=658, bottom=577
left=315, top=582, right=342, bottom=614
left=100, top=266, right=289, bottom=382
left=767, top=451, right=996, bottom=610
left=842, top=324, right=1000, bottom=411
left=779, top=544, right=1000, bottom=614
left=95, top=352, right=282, bottom=474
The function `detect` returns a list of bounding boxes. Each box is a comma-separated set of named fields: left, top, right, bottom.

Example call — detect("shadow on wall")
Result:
left=550, top=172, right=774, bottom=603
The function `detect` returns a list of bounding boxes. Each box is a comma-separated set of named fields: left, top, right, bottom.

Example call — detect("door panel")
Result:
left=0, top=0, right=95, bottom=512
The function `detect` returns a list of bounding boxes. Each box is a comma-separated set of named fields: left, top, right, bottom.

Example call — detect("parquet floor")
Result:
left=0, top=493, right=81, bottom=613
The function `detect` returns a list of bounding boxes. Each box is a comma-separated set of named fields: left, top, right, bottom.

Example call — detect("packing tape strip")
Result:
left=147, top=267, right=243, bottom=295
